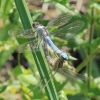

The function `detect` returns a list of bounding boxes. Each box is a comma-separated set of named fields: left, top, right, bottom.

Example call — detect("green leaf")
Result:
left=67, top=94, right=89, bottom=100
left=90, top=38, right=100, bottom=51
left=90, top=2, right=100, bottom=10
left=0, top=98, right=5, bottom=100
left=9, top=8, right=20, bottom=24
left=0, top=24, right=13, bottom=41
left=31, top=11, right=42, bottom=21
left=89, top=87, right=100, bottom=97
left=18, top=74, right=37, bottom=86
left=0, top=38, right=17, bottom=67
left=12, top=65, right=23, bottom=76
left=0, top=0, right=13, bottom=24
left=0, top=43, right=16, bottom=67
left=0, top=85, right=7, bottom=93
left=58, top=90, right=68, bottom=100
left=43, top=0, right=68, bottom=6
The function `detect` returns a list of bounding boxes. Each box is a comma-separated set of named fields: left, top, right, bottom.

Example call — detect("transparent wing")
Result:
left=8, top=29, right=36, bottom=38
left=47, top=13, right=72, bottom=28
left=58, top=68, right=89, bottom=81
left=17, top=40, right=40, bottom=53
left=51, top=20, right=84, bottom=41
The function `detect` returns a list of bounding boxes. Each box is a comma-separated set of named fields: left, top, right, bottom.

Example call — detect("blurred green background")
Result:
left=0, top=0, right=100, bottom=100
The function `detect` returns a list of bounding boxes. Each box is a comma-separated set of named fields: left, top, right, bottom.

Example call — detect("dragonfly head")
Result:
left=32, top=22, right=40, bottom=29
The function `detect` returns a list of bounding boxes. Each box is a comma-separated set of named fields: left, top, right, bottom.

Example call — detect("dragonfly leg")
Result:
left=54, top=56, right=65, bottom=68
left=27, top=66, right=58, bottom=94
left=37, top=67, right=59, bottom=94
left=53, top=51, right=59, bottom=58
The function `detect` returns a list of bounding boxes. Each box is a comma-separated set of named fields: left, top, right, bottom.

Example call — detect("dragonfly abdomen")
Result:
left=44, top=36, right=68, bottom=60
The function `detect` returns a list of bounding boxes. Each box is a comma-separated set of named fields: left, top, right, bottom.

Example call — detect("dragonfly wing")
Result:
left=58, top=68, right=89, bottom=81
left=8, top=29, right=36, bottom=38
left=50, top=20, right=84, bottom=41
left=47, top=13, right=72, bottom=28
left=17, top=40, right=40, bottom=53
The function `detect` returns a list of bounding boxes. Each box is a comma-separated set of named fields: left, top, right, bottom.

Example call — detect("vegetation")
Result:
left=0, top=0, right=100, bottom=100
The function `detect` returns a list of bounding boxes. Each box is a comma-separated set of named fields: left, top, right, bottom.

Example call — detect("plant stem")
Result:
left=87, top=7, right=94, bottom=90
left=76, top=46, right=100, bottom=72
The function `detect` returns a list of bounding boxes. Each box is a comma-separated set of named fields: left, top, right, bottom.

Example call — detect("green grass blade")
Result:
left=14, top=0, right=59, bottom=99
left=76, top=46, right=100, bottom=72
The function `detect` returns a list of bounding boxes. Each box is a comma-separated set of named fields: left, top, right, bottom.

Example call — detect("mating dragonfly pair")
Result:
left=8, top=13, right=87, bottom=93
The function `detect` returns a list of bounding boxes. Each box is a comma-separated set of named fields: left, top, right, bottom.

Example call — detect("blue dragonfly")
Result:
left=8, top=13, right=87, bottom=93
left=8, top=13, right=84, bottom=60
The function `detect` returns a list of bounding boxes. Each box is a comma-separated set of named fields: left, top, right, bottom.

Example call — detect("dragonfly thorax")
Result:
left=36, top=25, right=49, bottom=38
left=32, top=22, right=48, bottom=37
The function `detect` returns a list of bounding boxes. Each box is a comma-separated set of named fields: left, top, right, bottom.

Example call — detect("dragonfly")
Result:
left=8, top=13, right=87, bottom=93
